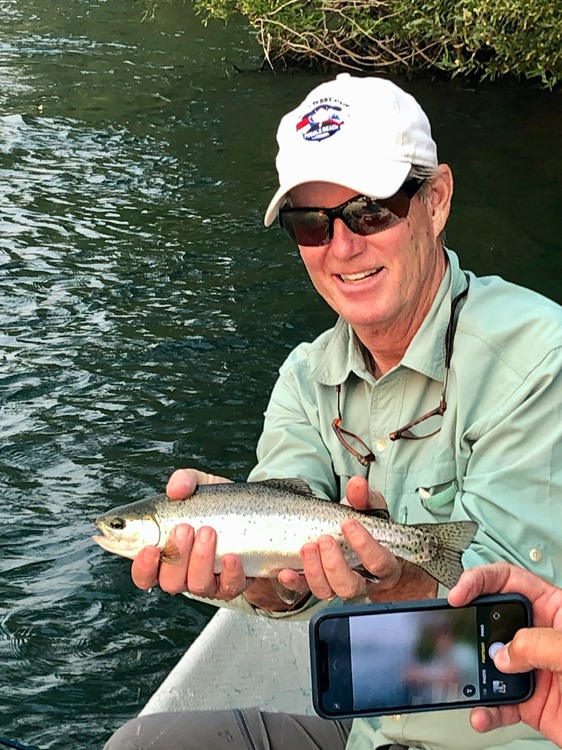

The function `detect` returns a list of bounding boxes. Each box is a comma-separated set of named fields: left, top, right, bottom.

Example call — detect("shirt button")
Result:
left=375, top=438, right=387, bottom=452
left=529, top=548, right=542, bottom=562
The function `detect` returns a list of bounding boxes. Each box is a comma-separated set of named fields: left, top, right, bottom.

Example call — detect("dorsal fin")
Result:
left=249, top=478, right=318, bottom=497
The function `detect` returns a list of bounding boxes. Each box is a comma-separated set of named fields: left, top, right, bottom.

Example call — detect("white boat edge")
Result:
left=140, top=607, right=315, bottom=716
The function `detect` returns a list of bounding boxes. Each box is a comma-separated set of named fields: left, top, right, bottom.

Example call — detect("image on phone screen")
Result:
left=350, top=607, right=479, bottom=710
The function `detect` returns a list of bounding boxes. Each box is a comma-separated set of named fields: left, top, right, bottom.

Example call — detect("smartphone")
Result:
left=309, top=595, right=534, bottom=719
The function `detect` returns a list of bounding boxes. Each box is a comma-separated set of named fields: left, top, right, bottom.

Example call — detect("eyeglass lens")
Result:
left=279, top=179, right=423, bottom=247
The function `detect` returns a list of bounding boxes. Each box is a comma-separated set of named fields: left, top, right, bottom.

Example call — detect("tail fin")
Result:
left=412, top=520, right=478, bottom=590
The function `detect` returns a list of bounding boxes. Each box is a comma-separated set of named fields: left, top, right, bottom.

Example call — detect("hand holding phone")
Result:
left=309, top=595, right=534, bottom=719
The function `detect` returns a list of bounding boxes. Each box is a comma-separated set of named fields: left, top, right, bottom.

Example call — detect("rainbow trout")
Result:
left=93, top=478, right=478, bottom=589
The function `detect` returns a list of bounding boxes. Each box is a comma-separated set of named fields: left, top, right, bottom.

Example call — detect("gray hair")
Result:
left=408, top=164, right=447, bottom=243
left=407, top=164, right=438, bottom=183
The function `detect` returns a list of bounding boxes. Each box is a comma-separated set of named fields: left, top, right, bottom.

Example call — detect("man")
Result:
left=105, top=74, right=562, bottom=749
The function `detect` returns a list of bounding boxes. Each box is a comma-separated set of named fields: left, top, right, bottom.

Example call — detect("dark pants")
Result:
left=103, top=709, right=352, bottom=750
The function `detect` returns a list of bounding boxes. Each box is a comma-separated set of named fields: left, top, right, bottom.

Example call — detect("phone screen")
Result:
left=311, top=596, right=533, bottom=718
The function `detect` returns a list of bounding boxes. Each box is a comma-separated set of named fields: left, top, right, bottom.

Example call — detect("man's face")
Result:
left=289, top=173, right=450, bottom=339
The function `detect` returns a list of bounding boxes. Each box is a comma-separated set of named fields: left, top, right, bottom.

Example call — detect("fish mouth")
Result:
left=92, top=534, right=139, bottom=561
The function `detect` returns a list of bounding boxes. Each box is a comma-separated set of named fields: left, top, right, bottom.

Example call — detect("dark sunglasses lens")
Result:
left=343, top=200, right=401, bottom=235
left=281, top=211, right=330, bottom=246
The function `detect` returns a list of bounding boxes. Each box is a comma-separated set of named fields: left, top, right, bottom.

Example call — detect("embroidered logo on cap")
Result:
left=296, top=103, right=345, bottom=142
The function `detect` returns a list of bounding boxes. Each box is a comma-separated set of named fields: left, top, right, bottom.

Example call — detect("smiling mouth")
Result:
left=339, top=267, right=383, bottom=283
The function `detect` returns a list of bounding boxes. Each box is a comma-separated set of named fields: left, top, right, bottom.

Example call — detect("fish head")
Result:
left=92, top=500, right=161, bottom=560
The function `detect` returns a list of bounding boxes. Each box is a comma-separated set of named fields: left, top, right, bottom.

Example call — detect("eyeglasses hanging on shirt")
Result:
left=332, top=274, right=470, bottom=466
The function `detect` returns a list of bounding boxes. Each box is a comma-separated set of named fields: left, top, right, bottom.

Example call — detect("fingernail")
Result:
left=302, top=546, right=317, bottom=563
left=222, top=555, right=237, bottom=571
left=174, top=525, right=189, bottom=544
left=319, top=536, right=334, bottom=552
left=141, top=546, right=161, bottom=564
left=344, top=520, right=361, bottom=536
left=199, top=527, right=213, bottom=543
left=494, top=645, right=509, bottom=669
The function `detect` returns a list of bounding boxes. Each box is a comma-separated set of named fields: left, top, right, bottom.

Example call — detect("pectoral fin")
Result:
left=160, top=537, right=182, bottom=564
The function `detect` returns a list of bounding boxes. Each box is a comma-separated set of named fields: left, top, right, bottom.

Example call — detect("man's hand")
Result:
left=130, top=469, right=307, bottom=611
left=131, top=469, right=248, bottom=602
left=449, top=562, right=562, bottom=746
left=279, top=476, right=436, bottom=602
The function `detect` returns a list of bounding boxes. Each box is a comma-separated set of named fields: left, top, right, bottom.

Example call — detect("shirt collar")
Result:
left=310, top=249, right=469, bottom=386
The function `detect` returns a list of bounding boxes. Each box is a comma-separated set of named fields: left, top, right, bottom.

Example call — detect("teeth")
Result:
left=340, top=268, right=381, bottom=282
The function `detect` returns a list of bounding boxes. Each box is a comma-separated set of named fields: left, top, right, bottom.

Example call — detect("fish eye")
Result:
left=109, top=517, right=126, bottom=530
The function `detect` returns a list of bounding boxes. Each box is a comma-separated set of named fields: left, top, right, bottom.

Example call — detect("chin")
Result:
left=341, top=306, right=391, bottom=329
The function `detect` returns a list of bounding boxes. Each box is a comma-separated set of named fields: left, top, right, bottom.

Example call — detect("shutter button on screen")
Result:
left=488, top=641, right=505, bottom=659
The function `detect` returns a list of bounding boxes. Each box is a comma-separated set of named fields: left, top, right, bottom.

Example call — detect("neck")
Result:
left=362, top=320, right=420, bottom=377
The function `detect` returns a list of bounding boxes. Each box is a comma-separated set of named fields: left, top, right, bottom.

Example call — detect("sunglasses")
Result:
left=279, top=179, right=424, bottom=247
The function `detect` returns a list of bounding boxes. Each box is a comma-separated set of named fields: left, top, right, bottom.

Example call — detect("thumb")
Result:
left=343, top=476, right=386, bottom=511
left=166, top=469, right=231, bottom=500
left=470, top=705, right=521, bottom=734
left=494, top=628, right=562, bottom=673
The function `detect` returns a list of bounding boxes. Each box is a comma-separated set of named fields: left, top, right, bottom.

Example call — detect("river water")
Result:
left=0, top=1, right=560, bottom=748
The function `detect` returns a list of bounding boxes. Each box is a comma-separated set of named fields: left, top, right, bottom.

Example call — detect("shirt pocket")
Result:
left=415, top=458, right=459, bottom=519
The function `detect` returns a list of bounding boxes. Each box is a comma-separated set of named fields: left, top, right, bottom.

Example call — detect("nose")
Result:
left=329, top=218, right=365, bottom=259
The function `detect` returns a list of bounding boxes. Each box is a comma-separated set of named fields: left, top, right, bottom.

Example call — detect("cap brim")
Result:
left=263, top=161, right=412, bottom=227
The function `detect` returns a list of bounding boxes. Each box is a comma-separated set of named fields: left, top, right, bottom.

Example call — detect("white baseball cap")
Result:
left=264, top=73, right=438, bottom=226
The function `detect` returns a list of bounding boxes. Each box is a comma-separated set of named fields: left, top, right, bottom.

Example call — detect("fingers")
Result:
left=448, top=562, right=558, bottom=610
left=185, top=528, right=245, bottom=599
left=495, top=628, right=562, bottom=673
left=131, top=545, right=162, bottom=590
left=300, top=536, right=367, bottom=600
left=342, top=520, right=401, bottom=586
left=159, top=524, right=196, bottom=595
left=470, top=705, right=521, bottom=734
left=166, top=468, right=232, bottom=500
left=132, top=524, right=247, bottom=601
left=297, top=513, right=402, bottom=600
left=277, top=569, right=311, bottom=597
left=448, top=562, right=514, bottom=607
left=166, top=470, right=198, bottom=500
left=185, top=526, right=218, bottom=596
left=343, top=476, right=387, bottom=511
left=215, top=554, right=249, bottom=601
left=298, top=521, right=401, bottom=600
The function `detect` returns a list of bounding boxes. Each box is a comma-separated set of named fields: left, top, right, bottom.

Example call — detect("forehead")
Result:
left=288, top=182, right=359, bottom=208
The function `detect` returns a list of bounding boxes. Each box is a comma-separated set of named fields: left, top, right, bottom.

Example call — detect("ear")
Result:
left=427, top=164, right=453, bottom=238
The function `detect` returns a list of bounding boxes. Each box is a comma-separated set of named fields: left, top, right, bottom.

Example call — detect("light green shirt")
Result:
left=247, top=249, right=562, bottom=749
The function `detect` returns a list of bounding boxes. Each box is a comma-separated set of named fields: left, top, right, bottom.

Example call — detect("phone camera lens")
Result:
left=492, top=611, right=501, bottom=621
left=463, top=684, right=476, bottom=697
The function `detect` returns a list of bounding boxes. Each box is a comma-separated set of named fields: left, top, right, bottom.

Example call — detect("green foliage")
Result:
left=192, top=0, right=561, bottom=87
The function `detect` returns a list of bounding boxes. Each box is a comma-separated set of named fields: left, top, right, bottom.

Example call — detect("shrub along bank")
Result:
left=192, top=0, right=560, bottom=88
